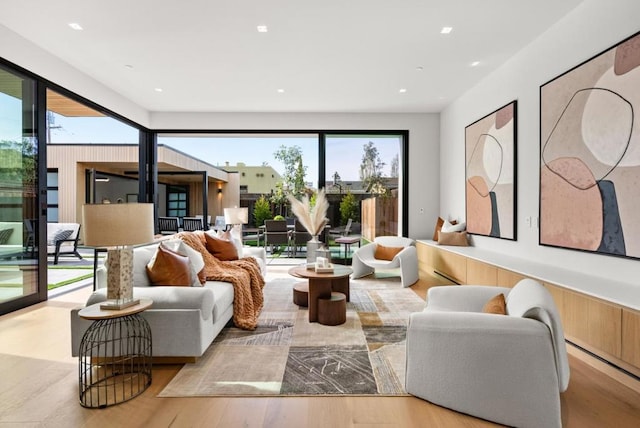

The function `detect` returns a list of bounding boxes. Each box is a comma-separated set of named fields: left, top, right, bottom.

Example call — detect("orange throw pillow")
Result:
left=432, top=217, right=445, bottom=241
left=146, top=243, right=193, bottom=286
left=204, top=233, right=239, bottom=261
left=482, top=293, right=507, bottom=315
left=374, top=244, right=404, bottom=261
left=433, top=217, right=458, bottom=241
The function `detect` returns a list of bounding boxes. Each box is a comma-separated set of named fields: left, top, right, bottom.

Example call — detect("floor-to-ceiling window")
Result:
left=325, top=133, right=405, bottom=240
left=158, top=133, right=320, bottom=227
left=0, top=65, right=41, bottom=314
left=1, top=59, right=147, bottom=315
left=157, top=131, right=408, bottom=237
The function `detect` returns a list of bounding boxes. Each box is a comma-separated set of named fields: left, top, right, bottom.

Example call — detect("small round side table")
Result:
left=78, top=299, right=153, bottom=408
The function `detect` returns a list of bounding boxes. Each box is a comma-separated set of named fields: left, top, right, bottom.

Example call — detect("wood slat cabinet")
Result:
left=561, top=289, right=622, bottom=359
left=433, top=250, right=466, bottom=284
left=415, top=241, right=639, bottom=375
left=622, top=309, right=640, bottom=368
left=466, top=259, right=497, bottom=285
left=416, top=242, right=434, bottom=277
left=497, top=269, right=527, bottom=288
left=416, top=242, right=467, bottom=283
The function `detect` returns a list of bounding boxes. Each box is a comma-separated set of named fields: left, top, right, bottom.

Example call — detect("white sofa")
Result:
left=70, top=241, right=266, bottom=359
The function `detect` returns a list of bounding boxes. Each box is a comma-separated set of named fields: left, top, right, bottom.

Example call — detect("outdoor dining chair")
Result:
left=158, top=217, right=180, bottom=235
left=182, top=217, right=206, bottom=232
left=264, top=219, right=291, bottom=256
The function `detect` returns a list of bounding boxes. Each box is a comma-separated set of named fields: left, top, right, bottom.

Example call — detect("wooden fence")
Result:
left=361, top=197, right=398, bottom=241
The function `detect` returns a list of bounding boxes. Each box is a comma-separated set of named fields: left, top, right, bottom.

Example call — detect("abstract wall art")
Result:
left=465, top=101, right=517, bottom=240
left=540, top=31, right=640, bottom=260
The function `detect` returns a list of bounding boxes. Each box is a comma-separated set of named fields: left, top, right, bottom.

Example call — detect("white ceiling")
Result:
left=0, top=0, right=583, bottom=114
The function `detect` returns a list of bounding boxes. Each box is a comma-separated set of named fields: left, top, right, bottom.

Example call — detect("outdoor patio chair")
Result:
left=158, top=217, right=180, bottom=235
left=195, top=214, right=211, bottom=228
left=291, top=219, right=311, bottom=257
left=47, top=223, right=83, bottom=265
left=182, top=217, right=205, bottom=231
left=264, top=219, right=291, bottom=256
left=24, top=218, right=36, bottom=255
left=329, top=218, right=352, bottom=237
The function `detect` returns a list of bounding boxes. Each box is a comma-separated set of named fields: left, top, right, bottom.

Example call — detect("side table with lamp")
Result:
left=78, top=203, right=155, bottom=407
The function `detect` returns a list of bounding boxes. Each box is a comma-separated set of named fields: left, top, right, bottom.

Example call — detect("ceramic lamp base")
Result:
left=105, top=246, right=135, bottom=307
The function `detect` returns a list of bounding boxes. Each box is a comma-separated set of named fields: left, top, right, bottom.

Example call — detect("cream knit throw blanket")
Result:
left=177, top=232, right=265, bottom=330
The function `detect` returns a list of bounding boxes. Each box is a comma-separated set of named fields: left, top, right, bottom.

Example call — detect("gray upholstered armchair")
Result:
left=405, top=279, right=570, bottom=428
left=351, top=236, right=418, bottom=287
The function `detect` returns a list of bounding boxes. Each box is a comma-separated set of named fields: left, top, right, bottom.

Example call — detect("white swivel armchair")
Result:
left=351, top=236, right=419, bottom=287
left=405, top=279, right=570, bottom=428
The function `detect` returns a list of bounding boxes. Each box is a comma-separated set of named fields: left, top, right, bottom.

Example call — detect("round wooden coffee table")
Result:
left=288, top=265, right=352, bottom=324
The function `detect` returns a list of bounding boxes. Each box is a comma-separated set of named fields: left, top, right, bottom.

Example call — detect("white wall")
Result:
left=0, top=25, right=149, bottom=127
left=151, top=112, right=441, bottom=239
left=440, top=0, right=640, bottom=286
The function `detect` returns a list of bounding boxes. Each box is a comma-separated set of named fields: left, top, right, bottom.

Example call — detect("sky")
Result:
left=159, top=135, right=401, bottom=187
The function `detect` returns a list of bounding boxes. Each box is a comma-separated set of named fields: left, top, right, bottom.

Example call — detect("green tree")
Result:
left=269, top=181, right=288, bottom=216
left=359, top=141, right=386, bottom=194
left=274, top=145, right=307, bottom=197
left=253, top=195, right=273, bottom=227
left=0, top=138, right=37, bottom=186
left=339, top=191, right=359, bottom=224
left=390, top=154, right=399, bottom=178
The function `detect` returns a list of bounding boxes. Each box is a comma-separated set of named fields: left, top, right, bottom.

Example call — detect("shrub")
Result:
left=339, top=191, right=359, bottom=224
left=253, top=195, right=273, bottom=227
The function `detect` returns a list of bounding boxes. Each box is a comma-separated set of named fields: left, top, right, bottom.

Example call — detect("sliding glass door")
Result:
left=0, top=65, right=42, bottom=315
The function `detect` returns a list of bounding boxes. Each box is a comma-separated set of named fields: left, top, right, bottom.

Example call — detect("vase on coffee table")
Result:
left=306, top=235, right=321, bottom=264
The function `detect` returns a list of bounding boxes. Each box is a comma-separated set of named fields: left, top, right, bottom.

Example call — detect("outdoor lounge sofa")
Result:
left=46, top=222, right=82, bottom=264
left=0, top=221, right=24, bottom=259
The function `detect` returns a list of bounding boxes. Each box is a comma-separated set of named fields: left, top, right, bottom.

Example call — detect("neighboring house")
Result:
left=47, top=143, right=240, bottom=224
left=223, top=162, right=281, bottom=195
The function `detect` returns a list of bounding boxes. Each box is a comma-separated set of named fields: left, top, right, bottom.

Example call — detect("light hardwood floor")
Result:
left=1, top=270, right=640, bottom=427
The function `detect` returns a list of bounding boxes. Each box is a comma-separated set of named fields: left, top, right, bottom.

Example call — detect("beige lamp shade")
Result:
left=224, top=207, right=248, bottom=225
left=82, top=203, right=155, bottom=247
left=82, top=203, right=154, bottom=310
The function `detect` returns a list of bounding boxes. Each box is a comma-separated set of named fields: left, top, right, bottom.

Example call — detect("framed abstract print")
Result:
left=540, top=31, right=640, bottom=260
left=465, top=101, right=517, bottom=240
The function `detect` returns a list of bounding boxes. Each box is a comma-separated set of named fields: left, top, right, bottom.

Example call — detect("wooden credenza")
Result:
left=417, top=240, right=640, bottom=378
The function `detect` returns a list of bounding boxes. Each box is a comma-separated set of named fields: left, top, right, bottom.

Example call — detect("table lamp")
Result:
left=82, top=203, right=155, bottom=310
left=224, top=207, right=248, bottom=240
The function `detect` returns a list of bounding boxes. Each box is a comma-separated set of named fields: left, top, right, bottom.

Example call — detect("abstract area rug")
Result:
left=159, top=274, right=425, bottom=397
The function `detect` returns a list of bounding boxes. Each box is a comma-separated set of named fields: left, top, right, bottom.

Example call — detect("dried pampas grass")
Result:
left=287, top=188, right=329, bottom=236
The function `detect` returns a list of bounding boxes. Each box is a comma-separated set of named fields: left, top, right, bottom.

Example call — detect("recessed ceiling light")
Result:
left=470, top=61, right=480, bottom=67
left=68, top=23, right=83, bottom=31
left=257, top=25, right=268, bottom=33
left=154, top=88, right=163, bottom=92
left=416, top=66, right=424, bottom=71
left=124, top=64, right=133, bottom=69
left=399, top=88, right=407, bottom=93
left=277, top=88, right=285, bottom=93
left=441, top=27, right=453, bottom=34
